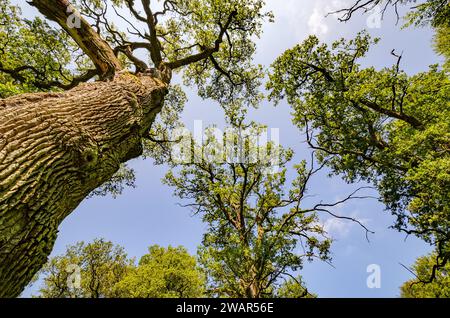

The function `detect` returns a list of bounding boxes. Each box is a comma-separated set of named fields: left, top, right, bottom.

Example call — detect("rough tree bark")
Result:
left=0, top=0, right=173, bottom=297
left=0, top=73, right=168, bottom=298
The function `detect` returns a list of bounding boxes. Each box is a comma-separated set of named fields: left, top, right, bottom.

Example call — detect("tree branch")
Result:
left=140, top=0, right=164, bottom=67
left=328, top=0, right=403, bottom=23
left=358, top=98, right=423, bottom=129
left=114, top=45, right=148, bottom=73
left=0, top=61, right=98, bottom=90
left=166, top=10, right=238, bottom=69
left=28, top=0, right=122, bottom=79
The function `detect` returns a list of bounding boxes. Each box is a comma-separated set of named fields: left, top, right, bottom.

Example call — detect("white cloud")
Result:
left=264, top=0, right=310, bottom=41
left=308, top=7, right=329, bottom=35
left=323, top=217, right=352, bottom=238
left=265, top=0, right=351, bottom=38
left=308, top=0, right=351, bottom=36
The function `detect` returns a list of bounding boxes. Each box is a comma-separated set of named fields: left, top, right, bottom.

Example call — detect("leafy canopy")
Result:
left=0, top=1, right=82, bottom=97
left=433, top=24, right=450, bottom=73
left=114, top=245, right=205, bottom=298
left=34, top=240, right=205, bottom=298
left=276, top=276, right=317, bottom=298
left=268, top=31, right=450, bottom=276
left=400, top=252, right=450, bottom=298
left=36, top=239, right=133, bottom=298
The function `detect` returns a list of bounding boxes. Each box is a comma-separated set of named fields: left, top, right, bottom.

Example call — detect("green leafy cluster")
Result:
left=115, top=245, right=205, bottom=298
left=404, top=0, right=450, bottom=27
left=35, top=240, right=205, bottom=298
left=276, top=275, right=317, bottom=298
left=34, top=238, right=315, bottom=298
left=433, top=24, right=450, bottom=73
left=0, top=0, right=91, bottom=97
left=401, top=252, right=450, bottom=298
left=169, top=0, right=271, bottom=106
left=36, top=239, right=133, bottom=298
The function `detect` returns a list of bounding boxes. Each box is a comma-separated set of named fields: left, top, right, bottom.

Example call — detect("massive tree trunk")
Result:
left=0, top=73, right=168, bottom=297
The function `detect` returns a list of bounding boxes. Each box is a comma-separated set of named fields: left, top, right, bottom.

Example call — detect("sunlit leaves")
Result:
left=400, top=252, right=450, bottom=298
left=403, top=0, right=450, bottom=27
left=36, top=239, right=133, bottom=298
left=171, top=0, right=270, bottom=106
left=0, top=0, right=87, bottom=97
left=114, top=245, right=205, bottom=298
left=35, top=241, right=205, bottom=298
left=433, top=24, right=450, bottom=73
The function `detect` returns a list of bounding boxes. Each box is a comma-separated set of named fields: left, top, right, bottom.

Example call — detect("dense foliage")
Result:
left=35, top=240, right=205, bottom=298
left=36, top=239, right=133, bottom=298
left=114, top=245, right=205, bottom=298
left=401, top=252, right=450, bottom=298
left=0, top=1, right=82, bottom=97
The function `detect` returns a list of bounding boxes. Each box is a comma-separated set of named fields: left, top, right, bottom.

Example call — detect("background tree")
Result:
left=36, top=239, right=133, bottom=298
left=164, top=122, right=371, bottom=298
left=400, top=252, right=450, bottom=298
left=114, top=245, right=205, bottom=298
left=267, top=31, right=449, bottom=281
left=35, top=241, right=205, bottom=298
left=0, top=0, right=271, bottom=297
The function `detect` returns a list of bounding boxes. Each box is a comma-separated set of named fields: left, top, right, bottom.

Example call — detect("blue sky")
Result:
left=19, top=0, right=441, bottom=297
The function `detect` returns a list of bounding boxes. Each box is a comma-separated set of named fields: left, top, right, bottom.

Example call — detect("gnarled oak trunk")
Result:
left=0, top=73, right=168, bottom=297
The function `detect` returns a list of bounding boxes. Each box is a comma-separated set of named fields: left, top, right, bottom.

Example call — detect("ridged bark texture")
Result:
left=0, top=73, right=168, bottom=297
